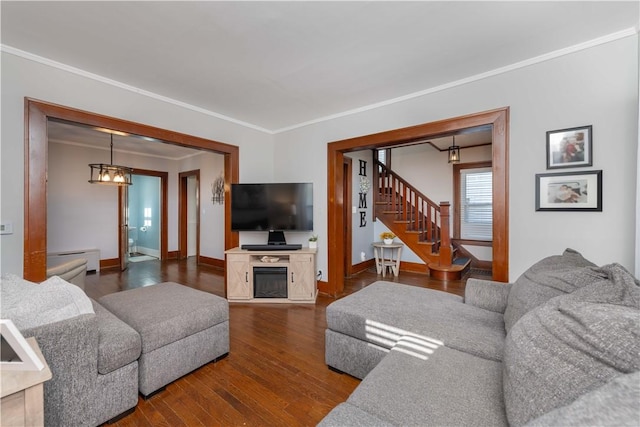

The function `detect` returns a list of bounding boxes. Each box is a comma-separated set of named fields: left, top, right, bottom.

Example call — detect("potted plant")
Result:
left=380, top=231, right=395, bottom=245
left=308, top=235, right=318, bottom=249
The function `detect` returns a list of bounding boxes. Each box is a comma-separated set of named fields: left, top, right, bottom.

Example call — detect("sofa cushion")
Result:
left=98, top=282, right=229, bottom=353
left=503, top=263, right=640, bottom=426
left=346, top=345, right=508, bottom=426
left=318, top=402, right=394, bottom=427
left=0, top=274, right=94, bottom=330
left=91, top=300, right=142, bottom=375
left=503, top=248, right=603, bottom=331
left=524, top=372, right=640, bottom=427
left=326, top=281, right=506, bottom=361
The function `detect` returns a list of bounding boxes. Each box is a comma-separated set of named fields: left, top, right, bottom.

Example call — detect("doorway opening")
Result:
left=24, top=98, right=239, bottom=282
left=179, top=170, right=200, bottom=260
left=127, top=172, right=167, bottom=263
left=326, top=107, right=509, bottom=296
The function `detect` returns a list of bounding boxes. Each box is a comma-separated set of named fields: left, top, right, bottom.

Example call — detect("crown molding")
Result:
left=272, top=26, right=638, bottom=134
left=1, top=44, right=274, bottom=135
left=2, top=26, right=637, bottom=135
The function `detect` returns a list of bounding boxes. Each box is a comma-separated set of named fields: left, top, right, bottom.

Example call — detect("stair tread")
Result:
left=428, top=258, right=471, bottom=272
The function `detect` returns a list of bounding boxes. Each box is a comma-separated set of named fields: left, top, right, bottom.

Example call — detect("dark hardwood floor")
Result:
left=85, top=258, right=474, bottom=426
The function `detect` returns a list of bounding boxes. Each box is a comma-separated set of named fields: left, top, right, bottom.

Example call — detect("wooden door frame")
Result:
left=178, top=170, right=200, bottom=260
left=121, top=169, right=170, bottom=262
left=326, top=107, right=509, bottom=296
left=343, top=157, right=353, bottom=277
left=23, top=98, right=239, bottom=282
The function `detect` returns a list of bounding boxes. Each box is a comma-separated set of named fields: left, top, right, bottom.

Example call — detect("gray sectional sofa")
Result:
left=1, top=275, right=141, bottom=426
left=1, top=275, right=229, bottom=427
left=321, top=249, right=640, bottom=426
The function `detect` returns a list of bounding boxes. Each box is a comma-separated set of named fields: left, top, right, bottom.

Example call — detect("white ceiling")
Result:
left=2, top=1, right=638, bottom=134
left=47, top=119, right=206, bottom=160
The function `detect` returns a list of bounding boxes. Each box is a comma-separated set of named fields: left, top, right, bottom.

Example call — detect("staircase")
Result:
left=373, top=161, right=470, bottom=280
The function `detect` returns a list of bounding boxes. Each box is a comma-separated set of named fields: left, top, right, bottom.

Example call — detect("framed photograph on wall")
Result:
left=535, top=170, right=602, bottom=211
left=546, top=125, right=592, bottom=169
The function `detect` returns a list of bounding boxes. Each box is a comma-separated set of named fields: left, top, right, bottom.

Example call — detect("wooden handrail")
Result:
left=374, top=161, right=457, bottom=267
left=375, top=161, right=447, bottom=256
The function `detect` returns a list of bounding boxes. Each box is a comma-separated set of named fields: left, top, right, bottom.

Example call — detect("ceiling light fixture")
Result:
left=448, top=135, right=460, bottom=164
left=88, top=133, right=133, bottom=185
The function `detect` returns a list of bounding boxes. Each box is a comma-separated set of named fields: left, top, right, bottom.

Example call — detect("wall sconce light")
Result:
left=448, top=136, right=461, bottom=164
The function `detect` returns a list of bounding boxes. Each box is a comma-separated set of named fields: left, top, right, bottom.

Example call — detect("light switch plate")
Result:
left=0, top=222, right=13, bottom=235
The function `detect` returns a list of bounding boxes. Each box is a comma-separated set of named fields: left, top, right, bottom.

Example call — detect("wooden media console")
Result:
left=225, top=247, right=317, bottom=303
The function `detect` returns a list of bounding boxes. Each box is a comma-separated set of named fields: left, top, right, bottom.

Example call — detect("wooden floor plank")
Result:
left=82, top=259, right=474, bottom=426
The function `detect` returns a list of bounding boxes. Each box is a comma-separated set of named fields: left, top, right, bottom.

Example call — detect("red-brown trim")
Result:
left=327, top=107, right=509, bottom=296
left=399, top=261, right=430, bottom=275
left=179, top=170, right=200, bottom=260
left=24, top=98, right=239, bottom=282
left=197, top=255, right=224, bottom=270
left=347, top=259, right=376, bottom=277
left=167, top=250, right=179, bottom=259
left=99, top=258, right=120, bottom=270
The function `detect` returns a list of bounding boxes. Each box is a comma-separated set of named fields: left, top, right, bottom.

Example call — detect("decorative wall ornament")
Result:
left=359, top=176, right=371, bottom=194
left=211, top=173, right=225, bottom=204
left=358, top=160, right=369, bottom=227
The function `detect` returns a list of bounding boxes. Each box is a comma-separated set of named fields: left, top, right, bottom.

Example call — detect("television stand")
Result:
left=241, top=244, right=302, bottom=251
left=225, top=247, right=317, bottom=303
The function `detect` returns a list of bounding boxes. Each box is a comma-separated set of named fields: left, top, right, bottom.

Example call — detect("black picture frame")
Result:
left=535, top=170, right=602, bottom=212
left=546, top=125, right=592, bottom=169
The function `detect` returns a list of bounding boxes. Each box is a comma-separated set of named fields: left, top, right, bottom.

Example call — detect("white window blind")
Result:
left=460, top=168, right=492, bottom=241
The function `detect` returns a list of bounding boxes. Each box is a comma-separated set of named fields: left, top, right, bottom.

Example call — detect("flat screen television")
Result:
left=231, top=183, right=313, bottom=232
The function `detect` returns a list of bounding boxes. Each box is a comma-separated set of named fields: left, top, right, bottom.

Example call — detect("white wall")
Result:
left=275, top=35, right=639, bottom=281
left=2, top=35, right=638, bottom=281
left=1, top=52, right=273, bottom=275
left=345, top=151, right=374, bottom=266
left=48, top=142, right=123, bottom=258
left=179, top=151, right=226, bottom=259
left=392, top=144, right=492, bottom=207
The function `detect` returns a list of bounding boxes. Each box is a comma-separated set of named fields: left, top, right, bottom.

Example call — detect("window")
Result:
left=376, top=148, right=391, bottom=170
left=459, top=167, right=492, bottom=241
left=144, top=207, right=152, bottom=227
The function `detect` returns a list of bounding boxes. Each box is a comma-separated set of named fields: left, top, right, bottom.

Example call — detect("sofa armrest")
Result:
left=464, top=278, right=511, bottom=314
left=46, top=258, right=87, bottom=290
left=21, top=313, right=99, bottom=427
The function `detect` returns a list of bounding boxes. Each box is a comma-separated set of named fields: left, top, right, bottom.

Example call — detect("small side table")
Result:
left=1, top=337, right=52, bottom=427
left=372, top=242, right=403, bottom=277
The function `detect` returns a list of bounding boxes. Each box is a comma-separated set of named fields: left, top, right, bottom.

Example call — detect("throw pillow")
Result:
left=503, top=248, right=603, bottom=331
left=0, top=274, right=94, bottom=331
left=503, top=263, right=640, bottom=426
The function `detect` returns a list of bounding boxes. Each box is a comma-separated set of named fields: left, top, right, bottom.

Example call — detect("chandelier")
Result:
left=88, top=132, right=133, bottom=185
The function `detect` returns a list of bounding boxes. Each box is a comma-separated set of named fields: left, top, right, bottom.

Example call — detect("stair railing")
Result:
left=374, top=161, right=450, bottom=260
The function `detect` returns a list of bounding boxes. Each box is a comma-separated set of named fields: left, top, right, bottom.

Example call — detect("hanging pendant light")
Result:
left=89, top=133, right=133, bottom=185
left=448, top=135, right=461, bottom=164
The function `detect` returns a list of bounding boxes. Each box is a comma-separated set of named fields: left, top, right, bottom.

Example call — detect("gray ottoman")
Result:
left=99, top=282, right=229, bottom=397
